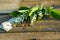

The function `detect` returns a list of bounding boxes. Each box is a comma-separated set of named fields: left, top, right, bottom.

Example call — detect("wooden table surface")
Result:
left=0, top=14, right=60, bottom=32
left=0, top=32, right=60, bottom=40
left=0, top=14, right=60, bottom=40
left=0, top=0, right=60, bottom=40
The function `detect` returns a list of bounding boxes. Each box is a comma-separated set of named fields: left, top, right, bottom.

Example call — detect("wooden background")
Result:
left=0, top=0, right=20, bottom=10
left=0, top=0, right=60, bottom=40
left=20, top=0, right=60, bottom=7
left=0, top=32, right=60, bottom=40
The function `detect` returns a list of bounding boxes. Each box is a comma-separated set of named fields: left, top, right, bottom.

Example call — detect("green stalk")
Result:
left=29, top=5, right=39, bottom=16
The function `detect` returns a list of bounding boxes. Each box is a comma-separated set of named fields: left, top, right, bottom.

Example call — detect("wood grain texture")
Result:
left=0, top=32, right=60, bottom=40
left=8, top=19, right=60, bottom=32
left=0, top=0, right=20, bottom=10
left=20, top=0, right=60, bottom=7
left=0, top=15, right=60, bottom=32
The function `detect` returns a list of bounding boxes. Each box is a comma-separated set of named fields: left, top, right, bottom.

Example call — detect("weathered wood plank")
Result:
left=20, top=0, right=60, bottom=6
left=8, top=19, right=60, bottom=32
left=0, top=0, right=20, bottom=10
left=21, top=0, right=60, bottom=2
left=0, top=32, right=60, bottom=40
left=0, top=15, right=60, bottom=32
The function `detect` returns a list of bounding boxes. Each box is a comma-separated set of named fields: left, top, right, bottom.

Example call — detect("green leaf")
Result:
left=51, top=9, right=60, bottom=19
left=46, top=6, right=53, bottom=14
left=18, top=6, right=30, bottom=10
left=18, top=10, right=29, bottom=13
left=10, top=11, right=20, bottom=17
left=29, top=5, right=39, bottom=16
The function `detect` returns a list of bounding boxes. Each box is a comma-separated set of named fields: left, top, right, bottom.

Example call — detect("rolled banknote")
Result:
left=0, top=15, right=24, bottom=31
left=2, top=21, right=13, bottom=31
